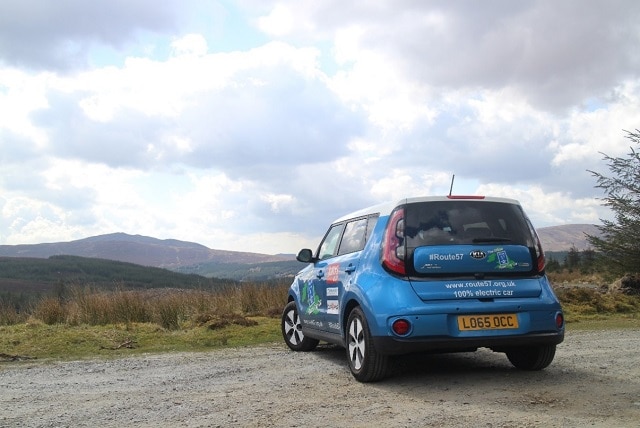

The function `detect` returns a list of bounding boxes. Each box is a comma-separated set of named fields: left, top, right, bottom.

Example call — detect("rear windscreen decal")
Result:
left=486, top=247, right=523, bottom=270
left=413, top=244, right=532, bottom=273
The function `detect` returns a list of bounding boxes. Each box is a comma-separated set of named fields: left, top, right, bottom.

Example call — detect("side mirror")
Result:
left=296, top=248, right=316, bottom=263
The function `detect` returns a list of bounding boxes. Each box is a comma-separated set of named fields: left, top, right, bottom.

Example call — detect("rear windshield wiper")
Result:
left=471, top=237, right=513, bottom=243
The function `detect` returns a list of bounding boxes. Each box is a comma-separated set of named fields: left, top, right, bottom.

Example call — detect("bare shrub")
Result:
left=153, top=293, right=186, bottom=330
left=110, top=289, right=152, bottom=324
left=236, top=282, right=289, bottom=316
left=0, top=301, right=27, bottom=325
left=556, top=285, right=640, bottom=315
left=619, top=274, right=640, bottom=295
left=206, top=313, right=258, bottom=330
left=33, top=298, right=68, bottom=325
left=68, top=287, right=112, bottom=325
left=8, top=280, right=291, bottom=329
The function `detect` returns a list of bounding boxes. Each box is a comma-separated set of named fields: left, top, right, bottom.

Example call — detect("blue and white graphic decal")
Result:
left=301, top=280, right=321, bottom=315
left=413, top=245, right=532, bottom=274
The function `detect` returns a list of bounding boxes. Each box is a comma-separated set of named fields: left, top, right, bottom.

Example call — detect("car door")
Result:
left=297, top=222, right=345, bottom=331
left=322, top=216, right=377, bottom=333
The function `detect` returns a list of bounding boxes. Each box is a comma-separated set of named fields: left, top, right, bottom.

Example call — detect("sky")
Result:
left=1, top=0, right=639, bottom=255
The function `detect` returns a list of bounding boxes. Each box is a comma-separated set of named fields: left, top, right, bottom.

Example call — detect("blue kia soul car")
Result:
left=281, top=195, right=564, bottom=382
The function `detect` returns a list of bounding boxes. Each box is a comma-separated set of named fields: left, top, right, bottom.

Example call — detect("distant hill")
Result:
left=0, top=255, right=233, bottom=298
left=536, top=224, right=600, bottom=252
left=0, top=226, right=599, bottom=282
left=0, top=233, right=292, bottom=270
left=175, top=260, right=303, bottom=281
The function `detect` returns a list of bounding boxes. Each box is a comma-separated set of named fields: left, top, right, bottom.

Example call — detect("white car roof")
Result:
left=331, top=196, right=521, bottom=224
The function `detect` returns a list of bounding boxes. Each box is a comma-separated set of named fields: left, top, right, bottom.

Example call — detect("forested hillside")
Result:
left=0, top=255, right=233, bottom=296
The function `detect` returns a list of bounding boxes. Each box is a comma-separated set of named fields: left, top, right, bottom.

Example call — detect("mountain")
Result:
left=0, top=233, right=293, bottom=270
left=0, top=225, right=599, bottom=280
left=536, top=224, right=600, bottom=252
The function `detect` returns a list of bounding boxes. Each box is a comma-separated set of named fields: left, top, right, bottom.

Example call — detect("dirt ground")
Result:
left=1, top=329, right=639, bottom=427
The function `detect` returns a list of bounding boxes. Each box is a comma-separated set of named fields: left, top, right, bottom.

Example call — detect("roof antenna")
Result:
left=448, top=174, right=455, bottom=196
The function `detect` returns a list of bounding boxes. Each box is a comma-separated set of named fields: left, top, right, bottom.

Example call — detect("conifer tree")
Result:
left=587, top=129, right=640, bottom=275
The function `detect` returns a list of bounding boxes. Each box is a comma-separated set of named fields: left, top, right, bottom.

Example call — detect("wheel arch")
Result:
left=342, top=298, right=361, bottom=337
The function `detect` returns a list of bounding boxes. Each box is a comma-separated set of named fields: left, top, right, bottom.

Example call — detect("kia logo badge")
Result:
left=470, top=250, right=486, bottom=260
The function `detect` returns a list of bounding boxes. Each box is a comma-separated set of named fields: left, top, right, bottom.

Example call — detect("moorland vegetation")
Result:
left=1, top=130, right=639, bottom=361
left=0, top=264, right=639, bottom=361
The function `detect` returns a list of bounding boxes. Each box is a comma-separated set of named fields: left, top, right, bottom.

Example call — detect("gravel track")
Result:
left=1, top=329, right=639, bottom=427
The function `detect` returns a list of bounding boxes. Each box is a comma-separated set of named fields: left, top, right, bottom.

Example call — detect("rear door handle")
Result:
left=344, top=264, right=356, bottom=274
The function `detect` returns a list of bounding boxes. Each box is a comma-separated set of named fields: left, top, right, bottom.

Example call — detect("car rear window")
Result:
left=404, top=201, right=535, bottom=248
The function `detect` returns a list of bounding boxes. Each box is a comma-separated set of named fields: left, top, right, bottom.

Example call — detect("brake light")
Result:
left=446, top=195, right=485, bottom=199
left=382, top=208, right=406, bottom=275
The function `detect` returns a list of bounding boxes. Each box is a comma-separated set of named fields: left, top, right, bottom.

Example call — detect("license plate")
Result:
left=457, top=314, right=518, bottom=331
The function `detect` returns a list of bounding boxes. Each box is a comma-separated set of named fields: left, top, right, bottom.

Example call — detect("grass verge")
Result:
left=0, top=317, right=281, bottom=362
left=565, top=314, right=640, bottom=331
left=2, top=275, right=639, bottom=362
left=2, top=315, right=639, bottom=363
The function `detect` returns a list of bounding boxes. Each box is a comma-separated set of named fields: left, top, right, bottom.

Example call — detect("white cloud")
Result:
left=170, top=33, right=208, bottom=57
left=369, top=170, right=452, bottom=202
left=257, top=4, right=295, bottom=37
left=0, top=69, right=51, bottom=147
left=2, top=0, right=640, bottom=254
left=476, top=183, right=607, bottom=228
left=1, top=196, right=77, bottom=244
left=260, top=193, right=295, bottom=213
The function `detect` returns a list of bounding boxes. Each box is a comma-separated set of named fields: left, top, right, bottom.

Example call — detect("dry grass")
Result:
left=3, top=282, right=290, bottom=329
left=548, top=271, right=640, bottom=322
left=0, top=300, right=24, bottom=325
left=4, top=273, right=640, bottom=329
left=2, top=275, right=640, bottom=361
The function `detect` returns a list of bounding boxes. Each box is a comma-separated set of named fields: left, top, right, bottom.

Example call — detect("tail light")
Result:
left=381, top=208, right=406, bottom=275
left=526, top=218, right=545, bottom=273
left=534, top=233, right=546, bottom=272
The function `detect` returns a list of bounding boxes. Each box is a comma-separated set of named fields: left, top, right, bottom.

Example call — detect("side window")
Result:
left=366, top=215, right=379, bottom=241
left=338, top=218, right=368, bottom=255
left=317, top=223, right=345, bottom=260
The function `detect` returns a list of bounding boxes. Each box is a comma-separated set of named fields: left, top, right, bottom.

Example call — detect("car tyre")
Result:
left=506, top=344, right=556, bottom=370
left=281, top=301, right=319, bottom=352
left=346, top=307, right=389, bottom=382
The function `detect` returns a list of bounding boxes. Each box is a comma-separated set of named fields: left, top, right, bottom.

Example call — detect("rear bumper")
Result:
left=372, top=331, right=564, bottom=355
